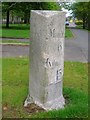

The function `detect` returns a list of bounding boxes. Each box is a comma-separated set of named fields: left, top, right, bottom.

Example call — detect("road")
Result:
left=0, top=28, right=88, bottom=62
left=65, top=29, right=88, bottom=62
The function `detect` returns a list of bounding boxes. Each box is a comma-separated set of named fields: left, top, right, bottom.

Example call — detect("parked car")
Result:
left=65, top=21, right=69, bottom=26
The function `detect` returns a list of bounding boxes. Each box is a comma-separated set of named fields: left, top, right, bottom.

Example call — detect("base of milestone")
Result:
left=24, top=94, right=65, bottom=111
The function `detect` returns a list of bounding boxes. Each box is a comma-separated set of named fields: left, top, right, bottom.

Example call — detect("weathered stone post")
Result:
left=24, top=10, right=66, bottom=110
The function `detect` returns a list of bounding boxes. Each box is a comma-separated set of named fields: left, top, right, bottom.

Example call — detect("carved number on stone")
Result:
left=50, top=29, right=55, bottom=37
left=58, top=42, right=62, bottom=51
left=46, top=58, right=52, bottom=67
left=56, top=69, right=62, bottom=81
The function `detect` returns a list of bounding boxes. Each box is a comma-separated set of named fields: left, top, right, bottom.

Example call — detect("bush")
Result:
left=75, top=21, right=83, bottom=25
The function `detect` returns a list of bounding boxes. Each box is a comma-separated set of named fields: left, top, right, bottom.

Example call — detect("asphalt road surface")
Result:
left=0, top=28, right=88, bottom=62
left=65, top=29, right=88, bottom=62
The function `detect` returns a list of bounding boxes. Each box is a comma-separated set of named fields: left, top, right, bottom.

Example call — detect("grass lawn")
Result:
left=76, top=25, right=83, bottom=29
left=65, top=28, right=73, bottom=39
left=2, top=57, right=88, bottom=118
left=1, top=24, right=30, bottom=39
left=76, top=25, right=89, bottom=32
left=1, top=24, right=73, bottom=39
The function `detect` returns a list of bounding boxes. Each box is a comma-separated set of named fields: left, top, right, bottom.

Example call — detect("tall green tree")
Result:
left=71, top=2, right=90, bottom=29
left=2, top=2, right=60, bottom=27
left=39, top=2, right=60, bottom=10
left=2, top=2, right=17, bottom=28
left=60, top=2, right=90, bottom=30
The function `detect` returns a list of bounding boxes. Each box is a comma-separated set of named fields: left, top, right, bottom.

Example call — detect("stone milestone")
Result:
left=24, top=10, right=66, bottom=110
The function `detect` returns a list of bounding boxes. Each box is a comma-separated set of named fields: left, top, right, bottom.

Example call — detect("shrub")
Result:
left=75, top=21, right=83, bottom=25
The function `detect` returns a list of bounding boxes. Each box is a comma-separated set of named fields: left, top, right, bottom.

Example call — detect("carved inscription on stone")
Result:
left=50, top=28, right=64, bottom=38
left=50, top=28, right=55, bottom=37
left=56, top=69, right=62, bottom=81
left=45, top=58, right=59, bottom=68
left=58, top=42, right=62, bottom=51
left=45, top=58, right=52, bottom=67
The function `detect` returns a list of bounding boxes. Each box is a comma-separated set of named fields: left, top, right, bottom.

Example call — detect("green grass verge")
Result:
left=1, top=24, right=30, bottom=38
left=2, top=29, right=30, bottom=39
left=64, top=62, right=88, bottom=94
left=76, top=25, right=90, bottom=31
left=76, top=25, right=83, bottom=29
left=2, top=58, right=88, bottom=118
left=1, top=24, right=73, bottom=39
left=65, top=28, right=74, bottom=39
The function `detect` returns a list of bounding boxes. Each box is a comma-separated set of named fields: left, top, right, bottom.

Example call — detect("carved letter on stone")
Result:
left=58, top=42, right=62, bottom=51
left=56, top=69, right=62, bottom=81
left=46, top=58, right=52, bottom=67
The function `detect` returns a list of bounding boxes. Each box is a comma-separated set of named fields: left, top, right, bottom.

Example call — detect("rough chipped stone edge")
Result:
left=24, top=94, right=65, bottom=111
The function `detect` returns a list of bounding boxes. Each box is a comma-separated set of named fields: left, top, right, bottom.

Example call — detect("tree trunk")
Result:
left=24, top=14, right=27, bottom=24
left=6, top=10, right=10, bottom=28
left=24, top=18, right=27, bottom=24
left=83, top=14, right=86, bottom=29
left=88, top=14, right=90, bottom=30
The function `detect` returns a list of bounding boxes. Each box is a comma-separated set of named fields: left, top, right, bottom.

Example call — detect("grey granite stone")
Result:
left=24, top=10, right=66, bottom=110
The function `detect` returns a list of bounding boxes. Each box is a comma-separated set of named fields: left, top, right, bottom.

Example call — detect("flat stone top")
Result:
left=31, top=10, right=66, bottom=17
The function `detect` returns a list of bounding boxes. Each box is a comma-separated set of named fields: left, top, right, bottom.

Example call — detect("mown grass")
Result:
left=1, top=24, right=30, bottom=39
left=65, top=28, right=73, bottom=39
left=1, top=24, right=73, bottom=39
left=76, top=25, right=83, bottom=29
left=2, top=58, right=88, bottom=118
left=76, top=25, right=89, bottom=32
left=64, top=62, right=88, bottom=94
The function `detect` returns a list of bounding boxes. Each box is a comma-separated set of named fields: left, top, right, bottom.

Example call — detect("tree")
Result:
left=60, top=2, right=90, bottom=30
left=40, top=2, right=60, bottom=10
left=71, top=2, right=90, bottom=30
left=2, top=2, right=17, bottom=28
left=2, top=2, right=60, bottom=27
